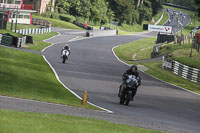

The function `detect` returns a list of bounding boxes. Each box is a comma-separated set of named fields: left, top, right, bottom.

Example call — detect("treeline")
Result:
left=54, top=0, right=163, bottom=25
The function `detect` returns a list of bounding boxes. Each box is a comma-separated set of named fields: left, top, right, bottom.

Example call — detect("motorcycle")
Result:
left=61, top=49, right=70, bottom=63
left=118, top=75, right=139, bottom=105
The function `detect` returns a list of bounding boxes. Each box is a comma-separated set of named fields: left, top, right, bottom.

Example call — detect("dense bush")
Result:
left=59, top=14, right=76, bottom=23
left=41, top=11, right=51, bottom=18
left=51, top=13, right=60, bottom=20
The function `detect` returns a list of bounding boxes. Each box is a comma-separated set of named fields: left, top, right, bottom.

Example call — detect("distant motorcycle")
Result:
left=61, top=49, right=70, bottom=63
left=118, top=75, right=139, bottom=105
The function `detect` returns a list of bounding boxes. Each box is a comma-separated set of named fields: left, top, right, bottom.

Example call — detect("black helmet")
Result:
left=64, top=45, right=69, bottom=50
left=131, top=65, right=137, bottom=72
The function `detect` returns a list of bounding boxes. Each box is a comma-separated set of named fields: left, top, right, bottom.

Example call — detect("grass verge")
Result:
left=33, top=15, right=83, bottom=30
left=139, top=61, right=200, bottom=94
left=160, top=43, right=200, bottom=69
left=0, top=109, right=163, bottom=133
left=0, top=46, right=98, bottom=110
left=113, top=38, right=200, bottom=94
left=0, top=29, right=24, bottom=38
left=154, top=11, right=163, bottom=23
left=6, top=22, right=40, bottom=30
left=157, top=11, right=169, bottom=25
left=26, top=32, right=58, bottom=51
left=114, top=37, right=156, bottom=61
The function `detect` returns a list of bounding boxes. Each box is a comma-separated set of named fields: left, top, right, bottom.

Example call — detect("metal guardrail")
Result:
left=172, top=61, right=200, bottom=83
left=32, top=18, right=51, bottom=28
left=162, top=56, right=200, bottom=83
left=1, top=34, right=13, bottom=46
left=0, top=34, right=26, bottom=47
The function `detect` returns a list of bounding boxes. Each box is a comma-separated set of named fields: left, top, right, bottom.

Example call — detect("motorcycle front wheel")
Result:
left=62, top=58, right=66, bottom=63
left=62, top=56, right=68, bottom=63
left=119, top=88, right=125, bottom=104
left=124, top=99, right=130, bottom=105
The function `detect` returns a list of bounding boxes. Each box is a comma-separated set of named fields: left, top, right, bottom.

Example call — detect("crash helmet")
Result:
left=64, top=44, right=69, bottom=50
left=131, top=65, right=137, bottom=73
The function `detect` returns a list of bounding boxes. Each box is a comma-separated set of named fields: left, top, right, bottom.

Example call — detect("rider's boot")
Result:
left=118, top=85, right=122, bottom=97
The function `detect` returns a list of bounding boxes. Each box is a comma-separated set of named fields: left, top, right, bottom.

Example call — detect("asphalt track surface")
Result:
left=0, top=9, right=199, bottom=133
left=164, top=8, right=191, bottom=34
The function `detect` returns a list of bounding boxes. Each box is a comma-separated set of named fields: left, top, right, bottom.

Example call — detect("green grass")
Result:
left=26, top=32, right=58, bottom=51
left=0, top=109, right=163, bottom=133
left=33, top=15, right=83, bottom=30
left=93, top=23, right=145, bottom=34
left=113, top=38, right=200, bottom=94
left=157, top=11, right=169, bottom=25
left=139, top=61, right=200, bottom=93
left=154, top=11, right=163, bottom=23
left=118, top=23, right=147, bottom=33
left=6, top=22, right=40, bottom=30
left=0, top=29, right=24, bottom=38
left=118, top=31, right=136, bottom=35
left=114, top=37, right=156, bottom=61
left=0, top=46, right=97, bottom=110
left=160, top=43, right=200, bottom=69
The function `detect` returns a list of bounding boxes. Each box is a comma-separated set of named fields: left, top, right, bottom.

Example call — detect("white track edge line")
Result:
left=42, top=55, right=113, bottom=113
left=112, top=45, right=200, bottom=96
left=41, top=33, right=113, bottom=113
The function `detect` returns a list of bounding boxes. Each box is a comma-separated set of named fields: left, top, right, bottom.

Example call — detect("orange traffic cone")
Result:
left=81, top=90, right=87, bottom=105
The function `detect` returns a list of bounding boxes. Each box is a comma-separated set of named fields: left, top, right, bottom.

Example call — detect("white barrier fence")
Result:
left=13, top=27, right=52, bottom=35
left=162, top=56, right=200, bottom=83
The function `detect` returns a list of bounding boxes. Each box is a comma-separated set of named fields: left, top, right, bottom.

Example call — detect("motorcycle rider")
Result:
left=118, top=65, right=141, bottom=100
left=61, top=44, right=70, bottom=58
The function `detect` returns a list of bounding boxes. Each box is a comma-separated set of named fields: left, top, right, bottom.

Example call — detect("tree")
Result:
left=194, top=0, right=200, bottom=18
left=79, top=0, right=91, bottom=20
left=138, top=0, right=152, bottom=24
left=150, top=0, right=163, bottom=16
left=55, top=0, right=162, bottom=26
left=55, top=0, right=71, bottom=14
left=108, top=0, right=136, bottom=25
left=136, top=0, right=140, bottom=9
left=90, top=0, right=109, bottom=24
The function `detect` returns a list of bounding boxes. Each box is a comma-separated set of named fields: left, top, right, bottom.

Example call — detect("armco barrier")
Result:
left=0, top=34, right=2, bottom=43
left=16, top=36, right=26, bottom=47
left=0, top=34, right=26, bottom=47
left=1, top=35, right=13, bottom=46
left=162, top=56, right=200, bottom=83
left=32, top=18, right=51, bottom=28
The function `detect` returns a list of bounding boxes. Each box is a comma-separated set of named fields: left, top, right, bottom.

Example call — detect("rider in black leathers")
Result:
left=119, top=65, right=141, bottom=99
left=61, top=45, right=70, bottom=57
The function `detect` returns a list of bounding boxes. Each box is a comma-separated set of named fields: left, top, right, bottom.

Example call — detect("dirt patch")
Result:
left=137, top=64, right=149, bottom=71
left=22, top=44, right=29, bottom=48
left=132, top=53, right=137, bottom=60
